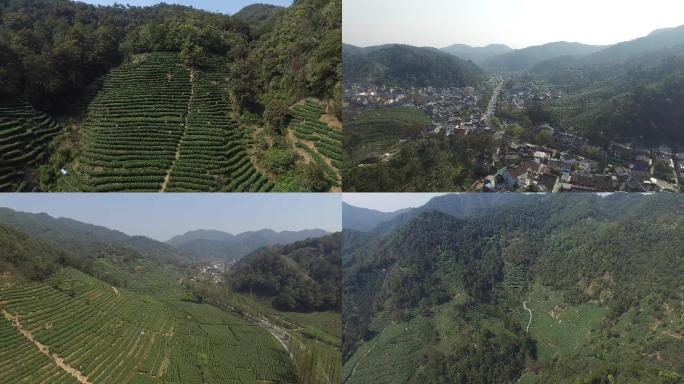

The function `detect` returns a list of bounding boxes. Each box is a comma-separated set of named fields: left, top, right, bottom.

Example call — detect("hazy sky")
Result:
left=343, top=193, right=446, bottom=212
left=0, top=193, right=340, bottom=241
left=77, top=0, right=292, bottom=15
left=343, top=0, right=684, bottom=49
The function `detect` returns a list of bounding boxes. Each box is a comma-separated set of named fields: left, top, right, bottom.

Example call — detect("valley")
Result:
left=0, top=195, right=342, bottom=384
left=342, top=26, right=684, bottom=192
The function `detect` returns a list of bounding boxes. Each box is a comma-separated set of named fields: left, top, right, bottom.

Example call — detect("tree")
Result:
left=536, top=129, right=553, bottom=146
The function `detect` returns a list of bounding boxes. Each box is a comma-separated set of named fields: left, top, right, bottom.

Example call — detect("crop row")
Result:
left=289, top=101, right=342, bottom=170
left=0, top=102, right=62, bottom=191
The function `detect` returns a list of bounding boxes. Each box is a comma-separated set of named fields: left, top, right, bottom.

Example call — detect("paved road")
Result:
left=484, top=78, right=504, bottom=127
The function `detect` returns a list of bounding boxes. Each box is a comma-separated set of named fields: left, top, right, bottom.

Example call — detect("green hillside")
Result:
left=0, top=0, right=341, bottom=192
left=0, top=267, right=295, bottom=384
left=343, top=194, right=684, bottom=384
left=66, top=52, right=271, bottom=192
left=0, top=208, right=341, bottom=384
left=0, top=102, right=62, bottom=191
left=343, top=44, right=484, bottom=88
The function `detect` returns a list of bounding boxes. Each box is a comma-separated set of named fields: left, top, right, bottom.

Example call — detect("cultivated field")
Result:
left=0, top=102, right=62, bottom=191
left=0, top=268, right=295, bottom=384
left=73, top=52, right=272, bottom=192
left=289, top=100, right=341, bottom=186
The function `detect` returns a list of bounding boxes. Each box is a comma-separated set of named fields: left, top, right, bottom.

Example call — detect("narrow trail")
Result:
left=344, top=328, right=385, bottom=384
left=161, top=68, right=195, bottom=192
left=2, top=309, right=94, bottom=384
left=523, top=301, right=532, bottom=333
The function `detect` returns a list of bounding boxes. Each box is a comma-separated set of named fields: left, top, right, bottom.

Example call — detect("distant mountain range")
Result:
left=343, top=194, right=544, bottom=233
left=440, top=43, right=513, bottom=64
left=0, top=207, right=330, bottom=264
left=167, top=228, right=331, bottom=261
left=0, top=207, right=186, bottom=262
left=348, top=24, right=684, bottom=79
left=343, top=43, right=484, bottom=87
left=479, top=41, right=606, bottom=72
left=342, top=202, right=410, bottom=232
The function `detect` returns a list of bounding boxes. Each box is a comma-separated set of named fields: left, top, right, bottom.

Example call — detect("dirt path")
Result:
left=523, top=301, right=532, bottom=333
left=344, top=328, right=384, bottom=384
left=2, top=309, right=94, bottom=384
left=259, top=318, right=294, bottom=360
left=161, top=69, right=195, bottom=192
left=663, top=330, right=683, bottom=340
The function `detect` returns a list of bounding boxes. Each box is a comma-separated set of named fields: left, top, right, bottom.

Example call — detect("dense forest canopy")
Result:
left=227, top=233, right=341, bottom=312
left=343, top=194, right=684, bottom=383
left=0, top=0, right=341, bottom=114
left=343, top=43, right=483, bottom=88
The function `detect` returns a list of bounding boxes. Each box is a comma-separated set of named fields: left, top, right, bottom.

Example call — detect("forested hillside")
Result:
left=228, top=233, right=341, bottom=312
left=0, top=0, right=341, bottom=192
left=343, top=194, right=684, bottom=383
left=343, top=44, right=484, bottom=88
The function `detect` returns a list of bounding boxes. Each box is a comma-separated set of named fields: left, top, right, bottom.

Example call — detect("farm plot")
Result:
left=0, top=267, right=296, bottom=384
left=165, top=70, right=272, bottom=192
left=342, top=316, right=433, bottom=384
left=77, top=52, right=270, bottom=192
left=0, top=102, right=62, bottom=191
left=289, top=101, right=342, bottom=171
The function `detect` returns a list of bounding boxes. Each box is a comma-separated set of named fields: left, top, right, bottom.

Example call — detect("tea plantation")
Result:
left=0, top=102, right=62, bottom=192
left=0, top=267, right=296, bottom=384
left=73, top=53, right=272, bottom=192
left=289, top=100, right=341, bottom=186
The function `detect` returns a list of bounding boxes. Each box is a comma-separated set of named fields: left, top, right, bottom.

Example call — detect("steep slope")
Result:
left=441, top=43, right=513, bottom=64
left=0, top=102, right=63, bottom=192
left=69, top=53, right=272, bottom=192
left=228, top=233, right=341, bottom=311
left=482, top=41, right=605, bottom=72
left=343, top=44, right=484, bottom=87
left=343, top=194, right=684, bottom=383
left=0, top=217, right=297, bottom=384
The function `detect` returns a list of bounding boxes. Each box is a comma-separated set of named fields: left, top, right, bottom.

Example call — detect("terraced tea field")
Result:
left=0, top=102, right=63, bottom=192
left=342, top=315, right=433, bottom=384
left=289, top=100, right=341, bottom=186
left=0, top=268, right=296, bottom=384
left=74, top=52, right=272, bottom=192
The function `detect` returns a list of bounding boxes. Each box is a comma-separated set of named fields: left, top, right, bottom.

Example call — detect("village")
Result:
left=188, top=260, right=233, bottom=284
left=344, top=81, right=483, bottom=132
left=475, top=125, right=683, bottom=192
left=345, top=80, right=683, bottom=192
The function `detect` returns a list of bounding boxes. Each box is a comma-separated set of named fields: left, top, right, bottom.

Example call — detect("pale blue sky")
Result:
left=343, top=193, right=446, bottom=212
left=77, top=0, right=292, bottom=15
left=343, top=0, right=684, bottom=49
left=0, top=193, right=340, bottom=241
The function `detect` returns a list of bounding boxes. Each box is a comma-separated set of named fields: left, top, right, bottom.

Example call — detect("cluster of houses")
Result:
left=345, top=82, right=482, bottom=127
left=344, top=83, right=409, bottom=107
left=476, top=123, right=682, bottom=192
left=189, top=261, right=231, bottom=284
left=499, top=80, right=562, bottom=110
